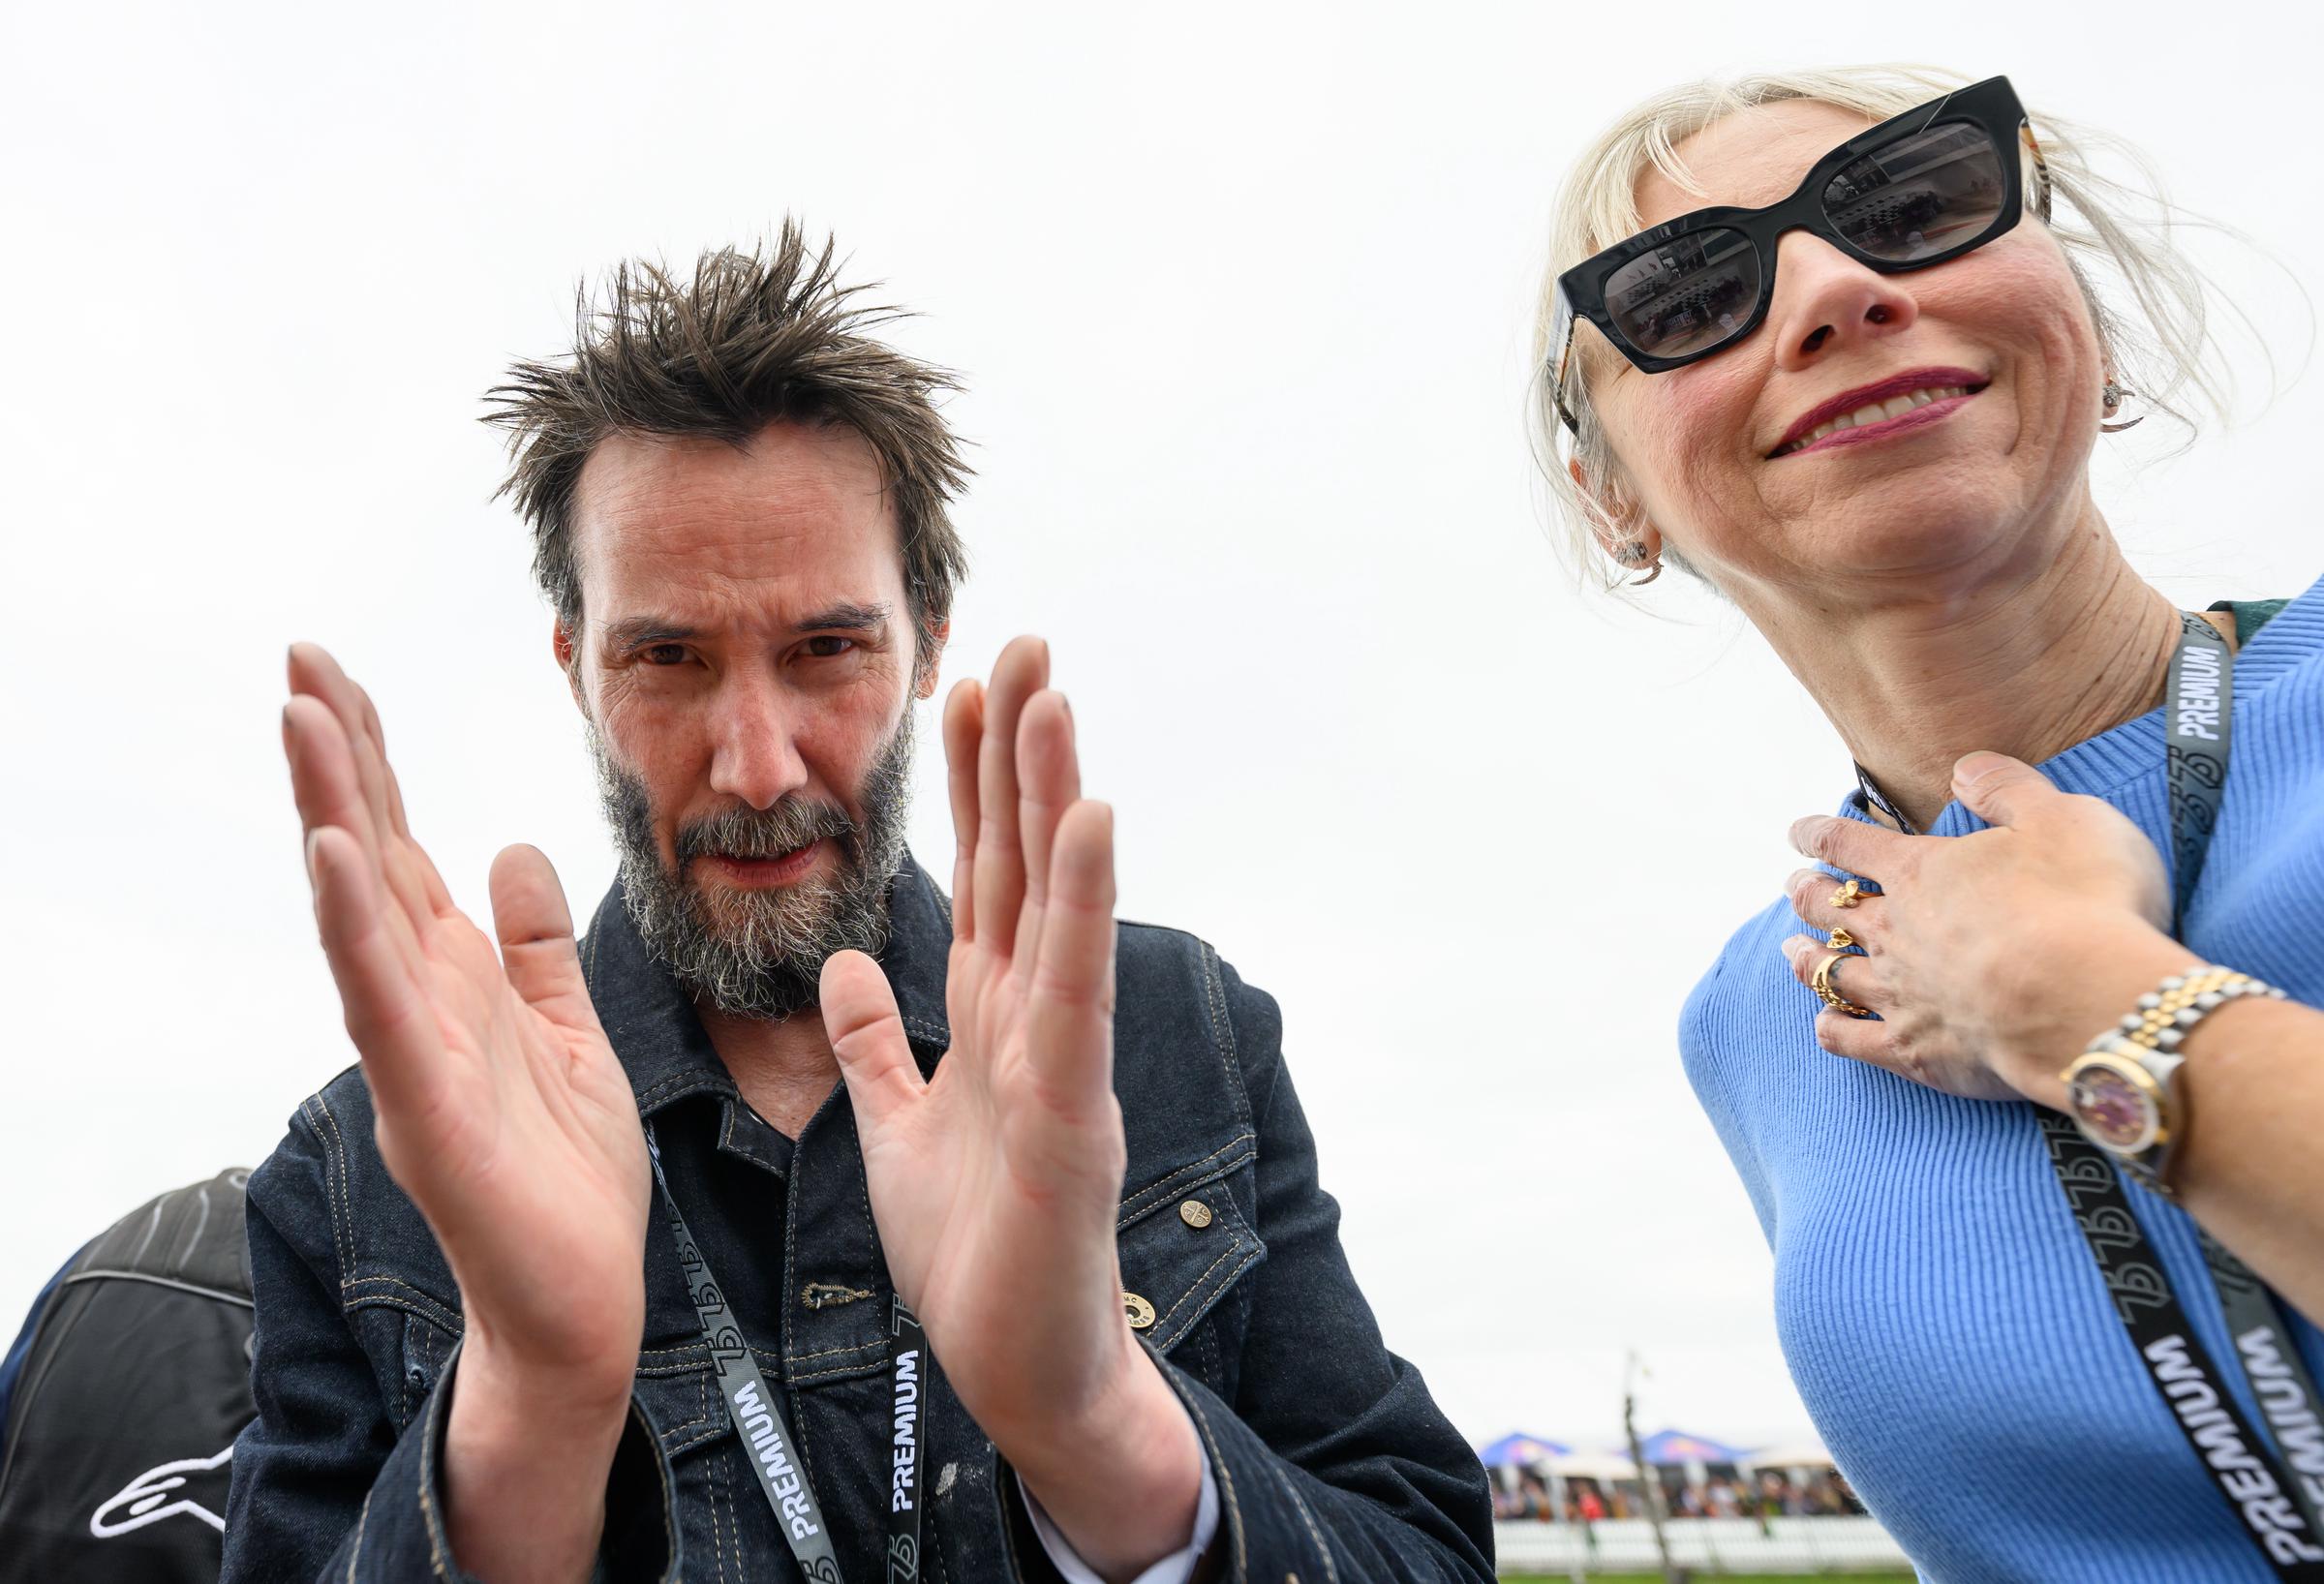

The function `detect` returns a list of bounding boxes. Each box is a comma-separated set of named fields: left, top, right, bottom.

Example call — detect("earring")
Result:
left=1617, top=541, right=1665, bottom=587
left=2100, top=380, right=2144, bottom=434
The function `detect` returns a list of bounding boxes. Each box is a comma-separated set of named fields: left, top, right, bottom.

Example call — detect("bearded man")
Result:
left=219, top=229, right=1492, bottom=1584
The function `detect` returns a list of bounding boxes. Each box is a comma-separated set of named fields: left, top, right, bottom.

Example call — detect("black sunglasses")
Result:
left=1548, top=76, right=2047, bottom=433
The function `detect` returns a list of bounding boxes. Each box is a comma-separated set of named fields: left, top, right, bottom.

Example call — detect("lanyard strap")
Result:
left=887, top=1299, right=928, bottom=1582
left=2165, top=611, right=2234, bottom=931
left=2040, top=1112, right=2324, bottom=1575
left=2160, top=613, right=2324, bottom=1549
left=1857, top=612, right=2324, bottom=1574
left=641, top=1119, right=933, bottom=1584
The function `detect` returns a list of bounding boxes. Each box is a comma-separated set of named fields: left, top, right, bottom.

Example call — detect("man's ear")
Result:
left=913, top=617, right=951, bottom=701
left=553, top=620, right=589, bottom=715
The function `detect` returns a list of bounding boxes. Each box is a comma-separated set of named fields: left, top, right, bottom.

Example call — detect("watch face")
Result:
left=2069, top=1060, right=2160, bottom=1153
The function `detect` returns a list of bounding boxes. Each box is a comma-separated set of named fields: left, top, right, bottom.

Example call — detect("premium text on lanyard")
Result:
left=643, top=1121, right=929, bottom=1584
left=1859, top=612, right=2324, bottom=1579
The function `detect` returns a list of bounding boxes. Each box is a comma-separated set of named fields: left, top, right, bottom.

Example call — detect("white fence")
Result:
left=1494, top=1516, right=1912, bottom=1575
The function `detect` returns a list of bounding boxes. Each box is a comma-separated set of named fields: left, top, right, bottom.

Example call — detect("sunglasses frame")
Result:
left=1549, top=76, right=2049, bottom=434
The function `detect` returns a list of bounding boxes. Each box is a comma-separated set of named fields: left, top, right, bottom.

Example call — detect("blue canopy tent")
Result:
left=1635, top=1429, right=1749, bottom=1466
left=1477, top=1433, right=1572, bottom=1469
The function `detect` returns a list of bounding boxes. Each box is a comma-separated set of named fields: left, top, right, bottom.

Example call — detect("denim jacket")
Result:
left=221, top=858, right=1493, bottom=1582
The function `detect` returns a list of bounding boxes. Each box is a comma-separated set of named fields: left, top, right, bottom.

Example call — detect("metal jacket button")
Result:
left=1178, top=1200, right=1214, bottom=1229
left=1123, top=1292, right=1156, bottom=1330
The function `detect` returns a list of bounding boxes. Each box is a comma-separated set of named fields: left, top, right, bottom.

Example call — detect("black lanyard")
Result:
left=642, top=1120, right=929, bottom=1584
left=1858, top=613, right=2324, bottom=1577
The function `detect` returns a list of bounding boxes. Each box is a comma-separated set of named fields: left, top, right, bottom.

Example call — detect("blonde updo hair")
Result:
left=1532, top=63, right=2245, bottom=590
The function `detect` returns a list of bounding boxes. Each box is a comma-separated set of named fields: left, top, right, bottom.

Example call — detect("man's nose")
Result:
left=704, top=671, right=810, bottom=810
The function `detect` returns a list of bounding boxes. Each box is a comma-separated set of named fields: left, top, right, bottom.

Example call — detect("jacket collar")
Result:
left=577, top=852, right=955, bottom=1115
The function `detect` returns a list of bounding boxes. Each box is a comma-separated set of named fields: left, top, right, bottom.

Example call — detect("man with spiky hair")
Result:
left=222, top=227, right=1492, bottom=1584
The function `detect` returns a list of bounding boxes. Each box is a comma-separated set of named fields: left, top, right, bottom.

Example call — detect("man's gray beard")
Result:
left=589, top=712, right=914, bottom=1021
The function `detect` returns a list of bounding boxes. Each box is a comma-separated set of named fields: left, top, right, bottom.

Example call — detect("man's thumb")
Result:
left=819, top=951, right=925, bottom=1127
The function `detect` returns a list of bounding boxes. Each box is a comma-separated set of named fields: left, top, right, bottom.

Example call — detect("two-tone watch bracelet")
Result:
left=2063, top=964, right=2286, bottom=1195
left=2114, top=965, right=2286, bottom=1052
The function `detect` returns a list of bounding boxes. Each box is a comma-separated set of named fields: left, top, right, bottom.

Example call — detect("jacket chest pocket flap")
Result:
left=1114, top=1141, right=1267, bottom=1356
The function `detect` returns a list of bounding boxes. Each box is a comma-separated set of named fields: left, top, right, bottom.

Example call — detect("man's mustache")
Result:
left=675, top=799, right=859, bottom=867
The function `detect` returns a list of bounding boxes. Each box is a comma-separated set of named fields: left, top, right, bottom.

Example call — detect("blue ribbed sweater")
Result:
left=1681, top=573, right=2324, bottom=1583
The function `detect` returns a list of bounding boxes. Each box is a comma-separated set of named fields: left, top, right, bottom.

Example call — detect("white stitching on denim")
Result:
left=1277, top=1464, right=1339, bottom=1584
left=346, top=1485, right=371, bottom=1584
left=1157, top=1240, right=1261, bottom=1338
left=303, top=1098, right=354, bottom=1278
left=1197, top=942, right=1256, bottom=1125
left=789, top=1337, right=885, bottom=1364
left=708, top=1437, right=731, bottom=1584
left=415, top=1353, right=455, bottom=1581
left=1176, top=1386, right=1245, bottom=1580
left=1117, top=1135, right=1257, bottom=1223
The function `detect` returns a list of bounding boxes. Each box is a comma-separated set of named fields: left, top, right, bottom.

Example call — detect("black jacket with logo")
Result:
left=0, top=1169, right=254, bottom=1582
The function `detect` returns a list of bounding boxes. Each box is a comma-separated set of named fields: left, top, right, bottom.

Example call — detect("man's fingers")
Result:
left=943, top=679, right=985, bottom=945
left=290, top=645, right=445, bottom=918
left=973, top=637, right=1048, bottom=959
left=1011, top=690, right=1078, bottom=980
left=488, top=844, right=595, bottom=1037
left=1024, top=800, right=1117, bottom=1114
left=290, top=645, right=397, bottom=842
left=820, top=950, right=928, bottom=1130
left=309, top=825, right=451, bottom=1125
left=1950, top=751, right=2056, bottom=829
left=285, top=697, right=388, bottom=888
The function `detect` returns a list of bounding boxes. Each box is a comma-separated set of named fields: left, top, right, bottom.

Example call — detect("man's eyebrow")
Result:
left=601, top=617, right=698, bottom=652
left=796, top=601, right=891, bottom=634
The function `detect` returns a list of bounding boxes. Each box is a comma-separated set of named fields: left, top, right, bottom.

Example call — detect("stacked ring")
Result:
left=1830, top=878, right=1869, bottom=909
left=1814, top=936, right=1874, bottom=1018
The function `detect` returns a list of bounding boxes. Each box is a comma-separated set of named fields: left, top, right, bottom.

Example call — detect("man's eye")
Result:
left=642, top=644, right=688, bottom=666
left=804, top=636, right=855, bottom=658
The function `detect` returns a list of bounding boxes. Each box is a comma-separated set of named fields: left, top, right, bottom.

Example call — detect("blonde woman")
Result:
left=1538, top=68, right=2324, bottom=1581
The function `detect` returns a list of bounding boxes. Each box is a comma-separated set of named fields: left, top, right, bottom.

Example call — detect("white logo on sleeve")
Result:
left=89, top=1443, right=234, bottom=1537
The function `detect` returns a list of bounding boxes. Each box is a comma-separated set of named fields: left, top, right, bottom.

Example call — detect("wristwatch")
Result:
left=2062, top=965, right=2283, bottom=1195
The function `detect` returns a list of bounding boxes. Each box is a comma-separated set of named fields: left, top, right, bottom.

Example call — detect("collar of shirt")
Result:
left=575, top=850, right=957, bottom=1136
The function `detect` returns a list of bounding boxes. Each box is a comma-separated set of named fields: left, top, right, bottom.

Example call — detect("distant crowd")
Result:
left=1492, top=1468, right=1867, bottom=1523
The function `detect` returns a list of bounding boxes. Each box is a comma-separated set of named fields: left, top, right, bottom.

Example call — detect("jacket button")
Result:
left=1178, top=1200, right=1214, bottom=1229
left=1123, top=1292, right=1156, bottom=1330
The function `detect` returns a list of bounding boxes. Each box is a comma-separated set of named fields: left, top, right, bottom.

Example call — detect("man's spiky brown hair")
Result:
left=484, top=223, right=971, bottom=664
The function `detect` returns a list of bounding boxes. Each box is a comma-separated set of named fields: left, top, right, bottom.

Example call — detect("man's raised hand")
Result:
left=819, top=637, right=1206, bottom=1579
left=282, top=644, right=648, bottom=1402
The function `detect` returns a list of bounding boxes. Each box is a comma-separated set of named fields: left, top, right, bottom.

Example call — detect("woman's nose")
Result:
left=1764, top=231, right=1919, bottom=372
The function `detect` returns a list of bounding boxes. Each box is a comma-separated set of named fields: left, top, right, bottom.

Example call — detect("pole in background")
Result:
left=1623, top=1351, right=1685, bottom=1584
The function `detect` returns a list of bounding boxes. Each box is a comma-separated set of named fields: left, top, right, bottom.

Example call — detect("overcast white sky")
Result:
left=6, top=0, right=2317, bottom=1451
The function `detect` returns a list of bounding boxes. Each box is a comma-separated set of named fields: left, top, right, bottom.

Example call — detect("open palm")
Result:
left=820, top=636, right=1133, bottom=1452
left=284, top=644, right=648, bottom=1385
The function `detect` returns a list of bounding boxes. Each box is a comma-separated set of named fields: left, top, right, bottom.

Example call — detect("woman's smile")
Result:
left=1769, top=367, right=1991, bottom=459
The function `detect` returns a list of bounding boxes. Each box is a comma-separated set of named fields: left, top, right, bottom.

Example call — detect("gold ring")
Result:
left=1830, top=878, right=1869, bottom=910
left=1813, top=951, right=1874, bottom=1018
left=1827, top=927, right=1857, bottom=953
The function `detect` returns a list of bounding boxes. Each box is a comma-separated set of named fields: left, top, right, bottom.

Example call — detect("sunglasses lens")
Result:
left=1823, top=121, right=2006, bottom=262
left=1603, top=228, right=1761, bottom=362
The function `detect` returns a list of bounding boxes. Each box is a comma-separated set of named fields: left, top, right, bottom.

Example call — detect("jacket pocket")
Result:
left=1115, top=1140, right=1268, bottom=1357
left=636, top=1364, right=732, bottom=1464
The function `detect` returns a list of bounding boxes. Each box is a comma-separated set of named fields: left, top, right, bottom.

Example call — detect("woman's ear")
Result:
left=1570, top=457, right=1664, bottom=577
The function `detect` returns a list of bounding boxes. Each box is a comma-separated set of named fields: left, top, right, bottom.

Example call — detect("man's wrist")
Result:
left=442, top=1337, right=633, bottom=1584
left=1005, top=1339, right=1208, bottom=1583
